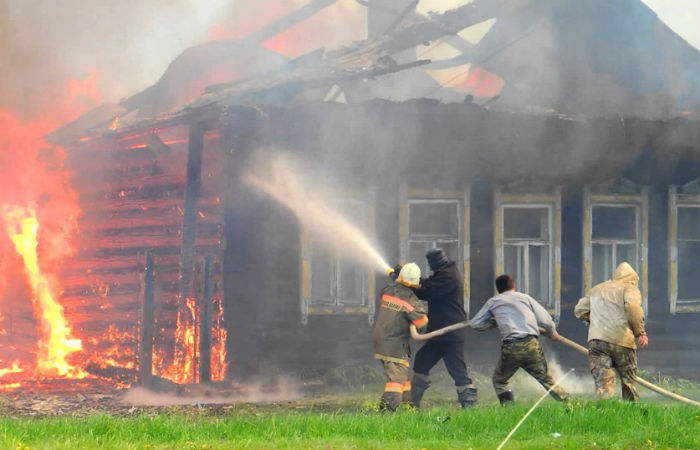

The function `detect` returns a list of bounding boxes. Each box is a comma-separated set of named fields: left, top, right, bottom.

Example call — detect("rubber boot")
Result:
left=456, top=384, right=478, bottom=408
left=497, top=391, right=514, bottom=406
left=401, top=389, right=413, bottom=406
left=410, top=373, right=431, bottom=408
left=379, top=392, right=401, bottom=412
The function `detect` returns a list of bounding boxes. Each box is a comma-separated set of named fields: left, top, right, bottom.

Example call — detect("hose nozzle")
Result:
left=387, top=264, right=402, bottom=281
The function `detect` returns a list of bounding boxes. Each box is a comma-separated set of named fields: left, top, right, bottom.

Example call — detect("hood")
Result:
left=613, top=262, right=639, bottom=286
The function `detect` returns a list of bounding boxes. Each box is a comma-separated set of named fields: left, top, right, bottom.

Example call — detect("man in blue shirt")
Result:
left=470, top=274, right=569, bottom=405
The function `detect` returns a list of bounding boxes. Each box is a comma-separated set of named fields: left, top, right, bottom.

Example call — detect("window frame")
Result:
left=494, top=187, right=561, bottom=318
left=399, top=185, right=470, bottom=316
left=583, top=182, right=649, bottom=314
left=300, top=191, right=376, bottom=325
left=668, top=180, right=700, bottom=314
left=589, top=204, right=640, bottom=289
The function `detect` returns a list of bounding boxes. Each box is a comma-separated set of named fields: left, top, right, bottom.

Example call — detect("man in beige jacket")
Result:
left=575, top=262, right=648, bottom=401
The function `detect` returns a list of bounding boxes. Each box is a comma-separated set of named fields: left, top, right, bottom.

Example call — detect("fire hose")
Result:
left=410, top=322, right=700, bottom=407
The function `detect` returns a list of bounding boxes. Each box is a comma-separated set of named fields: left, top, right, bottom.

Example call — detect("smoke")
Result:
left=0, top=0, right=366, bottom=116
left=120, top=379, right=301, bottom=406
left=244, top=152, right=391, bottom=273
left=0, top=0, right=232, bottom=113
left=509, top=357, right=593, bottom=396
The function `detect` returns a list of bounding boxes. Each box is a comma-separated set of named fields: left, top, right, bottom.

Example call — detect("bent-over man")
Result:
left=575, top=262, right=648, bottom=401
left=470, top=274, right=569, bottom=405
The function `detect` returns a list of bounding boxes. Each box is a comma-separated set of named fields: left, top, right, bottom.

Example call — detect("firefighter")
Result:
left=373, top=263, right=428, bottom=411
left=410, top=248, right=477, bottom=408
left=575, top=262, right=648, bottom=401
left=470, top=274, right=569, bottom=405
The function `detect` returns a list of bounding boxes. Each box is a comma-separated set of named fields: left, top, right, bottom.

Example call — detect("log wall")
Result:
left=60, top=124, right=225, bottom=377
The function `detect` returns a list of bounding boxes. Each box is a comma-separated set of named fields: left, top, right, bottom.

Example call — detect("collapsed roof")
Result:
left=48, top=0, right=700, bottom=144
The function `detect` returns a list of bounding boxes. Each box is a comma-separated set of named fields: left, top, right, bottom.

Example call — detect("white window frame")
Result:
left=494, top=187, right=561, bottom=318
left=399, top=185, right=470, bottom=316
left=583, top=182, right=649, bottom=314
left=668, top=180, right=700, bottom=314
left=300, top=192, right=376, bottom=325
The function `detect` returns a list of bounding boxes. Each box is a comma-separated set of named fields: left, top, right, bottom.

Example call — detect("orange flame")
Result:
left=158, top=295, right=227, bottom=383
left=3, top=206, right=85, bottom=378
left=160, top=297, right=197, bottom=384
left=0, top=69, right=100, bottom=384
left=212, top=298, right=227, bottom=381
left=0, top=360, right=24, bottom=377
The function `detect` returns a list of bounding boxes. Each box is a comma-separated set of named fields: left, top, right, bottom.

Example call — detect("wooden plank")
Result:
left=179, top=123, right=206, bottom=308
left=139, top=251, right=155, bottom=382
left=199, top=256, right=214, bottom=383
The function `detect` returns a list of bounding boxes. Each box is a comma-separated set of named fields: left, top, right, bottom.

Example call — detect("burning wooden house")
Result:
left=3, top=0, right=698, bottom=390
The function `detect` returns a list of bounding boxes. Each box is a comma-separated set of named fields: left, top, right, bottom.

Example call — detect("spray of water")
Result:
left=243, top=155, right=391, bottom=273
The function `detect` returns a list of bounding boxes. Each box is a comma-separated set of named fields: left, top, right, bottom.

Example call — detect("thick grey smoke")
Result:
left=0, top=0, right=232, bottom=114
left=0, top=0, right=365, bottom=116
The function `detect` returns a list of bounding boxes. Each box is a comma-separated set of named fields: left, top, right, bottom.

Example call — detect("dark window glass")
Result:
left=678, top=241, right=700, bottom=300
left=678, top=207, right=700, bottom=240
left=592, top=243, right=613, bottom=286
left=503, top=207, right=549, bottom=240
left=528, top=245, right=549, bottom=303
left=592, top=206, right=636, bottom=240
left=337, top=258, right=363, bottom=304
left=409, top=202, right=459, bottom=236
left=310, top=244, right=333, bottom=303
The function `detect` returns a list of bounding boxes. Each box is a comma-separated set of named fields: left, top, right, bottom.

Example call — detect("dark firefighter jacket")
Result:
left=412, top=261, right=466, bottom=341
left=373, top=283, right=428, bottom=366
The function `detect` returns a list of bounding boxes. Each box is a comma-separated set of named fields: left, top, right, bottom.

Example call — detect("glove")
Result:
left=386, top=264, right=402, bottom=281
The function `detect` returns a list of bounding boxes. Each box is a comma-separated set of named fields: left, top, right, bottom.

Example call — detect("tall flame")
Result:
left=3, top=206, right=84, bottom=378
left=0, top=69, right=100, bottom=383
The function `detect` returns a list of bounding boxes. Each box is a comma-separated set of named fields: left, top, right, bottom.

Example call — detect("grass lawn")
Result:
left=1, top=399, right=698, bottom=450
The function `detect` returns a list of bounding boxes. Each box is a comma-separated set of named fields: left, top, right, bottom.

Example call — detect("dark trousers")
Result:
left=413, top=340, right=472, bottom=386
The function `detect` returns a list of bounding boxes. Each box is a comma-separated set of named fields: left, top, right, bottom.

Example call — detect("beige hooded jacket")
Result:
left=575, top=262, right=646, bottom=349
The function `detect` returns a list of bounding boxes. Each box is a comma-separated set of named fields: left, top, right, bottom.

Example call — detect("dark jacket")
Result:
left=412, top=261, right=466, bottom=341
left=373, top=283, right=428, bottom=366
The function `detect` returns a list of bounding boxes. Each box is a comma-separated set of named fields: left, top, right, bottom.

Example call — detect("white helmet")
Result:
left=397, top=262, right=421, bottom=288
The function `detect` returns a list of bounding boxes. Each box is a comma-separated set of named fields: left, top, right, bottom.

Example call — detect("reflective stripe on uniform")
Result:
left=381, top=294, right=415, bottom=311
left=402, top=381, right=411, bottom=392
left=412, top=315, right=428, bottom=327
left=385, top=382, right=404, bottom=393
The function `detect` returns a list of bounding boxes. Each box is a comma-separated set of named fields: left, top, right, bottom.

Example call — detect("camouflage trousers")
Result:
left=588, top=339, right=639, bottom=401
left=493, top=336, right=569, bottom=401
left=379, top=360, right=411, bottom=411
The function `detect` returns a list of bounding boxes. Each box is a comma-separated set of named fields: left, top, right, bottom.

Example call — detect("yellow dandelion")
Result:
left=646, top=439, right=653, bottom=446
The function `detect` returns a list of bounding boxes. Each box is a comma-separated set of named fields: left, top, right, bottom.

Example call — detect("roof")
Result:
left=47, top=0, right=700, bottom=145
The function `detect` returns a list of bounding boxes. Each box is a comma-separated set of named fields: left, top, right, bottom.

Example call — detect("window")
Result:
left=495, top=188, right=561, bottom=316
left=408, top=200, right=461, bottom=277
left=583, top=181, right=648, bottom=313
left=400, top=187, right=469, bottom=315
left=300, top=197, right=376, bottom=324
left=590, top=206, right=639, bottom=287
left=669, top=181, right=700, bottom=314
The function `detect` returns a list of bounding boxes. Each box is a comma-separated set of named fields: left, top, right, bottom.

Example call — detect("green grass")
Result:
left=1, top=400, right=698, bottom=450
